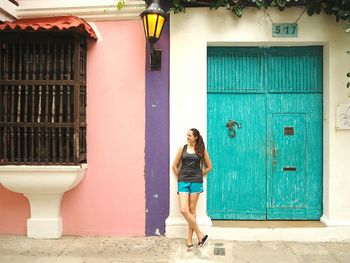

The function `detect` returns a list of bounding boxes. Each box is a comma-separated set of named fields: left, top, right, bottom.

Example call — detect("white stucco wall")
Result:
left=168, top=7, right=350, bottom=240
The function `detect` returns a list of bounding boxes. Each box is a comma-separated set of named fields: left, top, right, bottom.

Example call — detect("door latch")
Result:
left=273, top=148, right=277, bottom=158
left=226, top=119, right=242, bottom=138
left=272, top=147, right=277, bottom=166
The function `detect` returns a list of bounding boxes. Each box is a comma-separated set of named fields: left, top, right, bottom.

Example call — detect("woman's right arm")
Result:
left=172, top=146, right=183, bottom=176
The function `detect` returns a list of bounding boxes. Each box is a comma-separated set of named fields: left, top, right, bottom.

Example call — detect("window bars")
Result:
left=0, top=33, right=87, bottom=165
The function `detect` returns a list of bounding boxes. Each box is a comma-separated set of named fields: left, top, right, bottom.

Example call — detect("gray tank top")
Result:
left=178, top=145, right=203, bottom=183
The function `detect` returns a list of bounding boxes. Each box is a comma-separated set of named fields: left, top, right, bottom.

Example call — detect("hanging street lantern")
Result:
left=140, top=0, right=167, bottom=71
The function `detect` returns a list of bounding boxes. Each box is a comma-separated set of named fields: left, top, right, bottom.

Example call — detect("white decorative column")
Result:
left=0, top=164, right=87, bottom=238
left=166, top=11, right=212, bottom=238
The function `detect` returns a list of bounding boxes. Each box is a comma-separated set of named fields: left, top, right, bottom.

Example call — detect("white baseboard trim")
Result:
left=321, top=215, right=350, bottom=227
left=165, top=216, right=212, bottom=226
left=165, top=216, right=212, bottom=239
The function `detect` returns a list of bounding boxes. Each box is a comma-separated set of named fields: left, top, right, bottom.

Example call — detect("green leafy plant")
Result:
left=169, top=0, right=350, bottom=21
left=345, top=24, right=350, bottom=92
left=117, top=0, right=125, bottom=10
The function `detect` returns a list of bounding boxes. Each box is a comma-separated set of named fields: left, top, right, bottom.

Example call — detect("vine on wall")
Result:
left=170, top=0, right=350, bottom=21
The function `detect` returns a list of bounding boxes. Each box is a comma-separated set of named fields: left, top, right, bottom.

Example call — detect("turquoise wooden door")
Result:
left=207, top=46, right=323, bottom=220
left=267, top=94, right=323, bottom=219
left=207, top=94, right=267, bottom=219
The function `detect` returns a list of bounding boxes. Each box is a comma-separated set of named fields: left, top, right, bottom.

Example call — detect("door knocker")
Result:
left=226, top=119, right=242, bottom=138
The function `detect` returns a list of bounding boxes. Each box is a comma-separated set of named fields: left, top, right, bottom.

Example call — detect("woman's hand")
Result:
left=172, top=146, right=183, bottom=176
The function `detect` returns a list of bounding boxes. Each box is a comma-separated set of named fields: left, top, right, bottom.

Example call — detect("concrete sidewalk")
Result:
left=0, top=235, right=349, bottom=263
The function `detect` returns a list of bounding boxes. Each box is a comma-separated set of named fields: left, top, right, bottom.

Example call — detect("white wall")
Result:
left=168, top=7, right=350, bottom=237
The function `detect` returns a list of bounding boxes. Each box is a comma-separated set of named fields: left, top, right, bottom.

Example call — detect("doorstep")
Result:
left=166, top=218, right=350, bottom=242
left=209, top=220, right=350, bottom=242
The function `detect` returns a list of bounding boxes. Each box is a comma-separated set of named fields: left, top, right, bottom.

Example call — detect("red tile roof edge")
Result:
left=0, top=16, right=97, bottom=40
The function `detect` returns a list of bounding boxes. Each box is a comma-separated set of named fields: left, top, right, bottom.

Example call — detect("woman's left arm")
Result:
left=202, top=150, right=212, bottom=176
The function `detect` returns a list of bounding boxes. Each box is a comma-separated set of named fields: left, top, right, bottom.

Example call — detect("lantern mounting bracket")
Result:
left=150, top=47, right=162, bottom=71
left=140, top=0, right=167, bottom=71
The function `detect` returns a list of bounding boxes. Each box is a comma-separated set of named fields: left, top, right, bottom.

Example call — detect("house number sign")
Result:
left=272, top=23, right=298, bottom=37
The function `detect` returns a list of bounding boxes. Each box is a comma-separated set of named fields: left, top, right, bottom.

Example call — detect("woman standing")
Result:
left=172, top=128, right=212, bottom=251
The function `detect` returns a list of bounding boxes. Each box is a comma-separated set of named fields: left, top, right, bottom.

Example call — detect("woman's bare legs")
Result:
left=187, top=193, right=200, bottom=245
left=179, top=193, right=203, bottom=245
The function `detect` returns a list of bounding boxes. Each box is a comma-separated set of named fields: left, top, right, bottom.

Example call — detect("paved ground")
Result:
left=0, top=235, right=350, bottom=263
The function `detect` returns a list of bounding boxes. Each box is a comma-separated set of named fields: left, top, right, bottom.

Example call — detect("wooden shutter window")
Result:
left=0, top=32, right=87, bottom=165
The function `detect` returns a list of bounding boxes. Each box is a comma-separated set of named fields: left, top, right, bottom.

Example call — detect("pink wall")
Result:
left=0, top=20, right=146, bottom=236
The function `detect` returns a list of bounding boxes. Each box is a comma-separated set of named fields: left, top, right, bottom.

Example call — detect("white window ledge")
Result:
left=0, top=164, right=87, bottom=238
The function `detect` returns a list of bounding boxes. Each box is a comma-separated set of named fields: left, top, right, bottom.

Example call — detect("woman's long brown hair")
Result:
left=190, top=128, right=205, bottom=158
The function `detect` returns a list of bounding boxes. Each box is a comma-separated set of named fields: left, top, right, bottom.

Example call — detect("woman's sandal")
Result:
left=198, top=234, right=208, bottom=248
left=186, top=243, right=194, bottom=252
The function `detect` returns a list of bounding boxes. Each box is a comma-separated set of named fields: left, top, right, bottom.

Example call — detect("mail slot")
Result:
left=283, top=167, right=297, bottom=172
left=284, top=127, right=294, bottom=135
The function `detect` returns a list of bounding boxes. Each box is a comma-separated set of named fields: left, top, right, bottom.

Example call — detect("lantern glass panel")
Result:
left=146, top=13, right=158, bottom=37
left=155, top=16, right=165, bottom=38
left=143, top=16, right=148, bottom=37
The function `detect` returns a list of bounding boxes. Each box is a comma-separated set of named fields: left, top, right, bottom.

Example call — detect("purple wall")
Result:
left=145, top=3, right=170, bottom=235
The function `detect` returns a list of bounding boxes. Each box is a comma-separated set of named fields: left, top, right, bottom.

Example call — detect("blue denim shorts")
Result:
left=178, top=182, right=203, bottom=194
